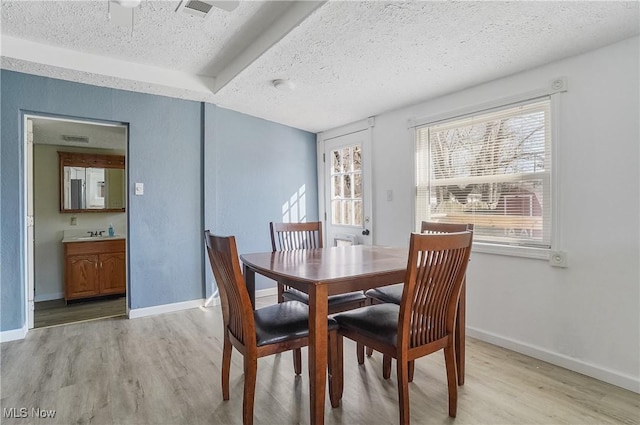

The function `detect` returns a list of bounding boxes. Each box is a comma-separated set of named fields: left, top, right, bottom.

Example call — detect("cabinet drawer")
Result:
left=65, top=239, right=125, bottom=256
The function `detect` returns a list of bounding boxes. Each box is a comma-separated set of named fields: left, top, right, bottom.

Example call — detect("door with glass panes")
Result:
left=323, top=129, right=372, bottom=246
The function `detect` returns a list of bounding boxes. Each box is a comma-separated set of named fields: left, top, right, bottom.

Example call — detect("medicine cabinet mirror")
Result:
left=59, top=151, right=126, bottom=213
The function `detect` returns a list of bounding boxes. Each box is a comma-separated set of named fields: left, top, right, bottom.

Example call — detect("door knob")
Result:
left=362, top=229, right=370, bottom=236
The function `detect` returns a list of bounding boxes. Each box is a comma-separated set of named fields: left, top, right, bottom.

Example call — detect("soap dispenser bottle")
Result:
left=108, top=223, right=114, bottom=237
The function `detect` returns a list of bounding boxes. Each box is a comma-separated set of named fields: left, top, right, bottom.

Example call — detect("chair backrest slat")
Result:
left=399, top=231, right=473, bottom=349
left=204, top=231, right=255, bottom=346
left=270, top=222, right=323, bottom=252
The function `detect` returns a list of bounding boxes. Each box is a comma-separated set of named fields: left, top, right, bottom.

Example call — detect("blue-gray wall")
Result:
left=1, top=70, right=317, bottom=332
left=204, top=106, right=318, bottom=293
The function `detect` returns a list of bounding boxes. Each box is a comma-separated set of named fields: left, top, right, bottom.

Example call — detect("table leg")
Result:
left=243, top=265, right=256, bottom=309
left=308, top=285, right=328, bottom=425
left=455, top=279, right=466, bottom=385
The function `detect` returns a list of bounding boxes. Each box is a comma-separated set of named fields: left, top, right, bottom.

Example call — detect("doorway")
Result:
left=320, top=123, right=373, bottom=247
left=24, top=114, right=129, bottom=329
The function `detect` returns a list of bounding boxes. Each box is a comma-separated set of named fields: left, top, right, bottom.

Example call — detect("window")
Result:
left=330, top=145, right=363, bottom=226
left=415, top=97, right=552, bottom=250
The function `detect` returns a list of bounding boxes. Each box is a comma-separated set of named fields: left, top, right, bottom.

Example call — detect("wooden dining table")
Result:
left=240, top=244, right=466, bottom=425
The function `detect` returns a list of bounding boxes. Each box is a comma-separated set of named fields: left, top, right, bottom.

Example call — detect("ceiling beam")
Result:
left=212, top=0, right=326, bottom=93
left=1, top=36, right=216, bottom=96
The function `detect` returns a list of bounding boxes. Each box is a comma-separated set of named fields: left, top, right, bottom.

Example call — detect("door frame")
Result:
left=317, top=117, right=375, bottom=246
left=22, top=112, right=130, bottom=330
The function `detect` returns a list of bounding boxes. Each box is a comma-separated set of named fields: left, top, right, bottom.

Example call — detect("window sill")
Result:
left=472, top=242, right=550, bottom=260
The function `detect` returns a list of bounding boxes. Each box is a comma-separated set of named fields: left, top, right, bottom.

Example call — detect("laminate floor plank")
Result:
left=34, top=297, right=126, bottom=329
left=1, top=299, right=638, bottom=425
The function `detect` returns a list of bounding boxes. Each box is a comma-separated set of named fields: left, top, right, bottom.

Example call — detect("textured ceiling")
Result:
left=31, top=117, right=127, bottom=150
left=2, top=1, right=639, bottom=133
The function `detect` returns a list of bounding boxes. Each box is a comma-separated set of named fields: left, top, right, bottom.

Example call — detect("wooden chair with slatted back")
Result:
left=330, top=231, right=474, bottom=424
left=270, top=221, right=323, bottom=303
left=364, top=221, right=474, bottom=380
left=270, top=222, right=367, bottom=314
left=204, top=230, right=338, bottom=425
left=270, top=221, right=368, bottom=366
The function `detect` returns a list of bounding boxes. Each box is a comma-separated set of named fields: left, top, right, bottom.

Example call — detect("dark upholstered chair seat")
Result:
left=254, top=300, right=338, bottom=347
left=283, top=288, right=367, bottom=309
left=332, top=303, right=400, bottom=347
left=364, top=284, right=403, bottom=305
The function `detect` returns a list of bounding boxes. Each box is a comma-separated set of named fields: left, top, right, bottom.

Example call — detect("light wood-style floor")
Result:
left=34, top=296, right=126, bottom=328
left=2, top=296, right=638, bottom=425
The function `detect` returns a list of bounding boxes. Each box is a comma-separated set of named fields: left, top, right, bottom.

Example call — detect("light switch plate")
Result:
left=135, top=183, right=144, bottom=196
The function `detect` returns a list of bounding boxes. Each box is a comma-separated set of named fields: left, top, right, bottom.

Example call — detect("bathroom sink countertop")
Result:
left=61, top=229, right=126, bottom=243
left=62, top=235, right=126, bottom=243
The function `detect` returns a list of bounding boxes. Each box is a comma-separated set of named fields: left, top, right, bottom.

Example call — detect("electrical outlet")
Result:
left=135, top=182, right=144, bottom=196
left=549, top=251, right=568, bottom=268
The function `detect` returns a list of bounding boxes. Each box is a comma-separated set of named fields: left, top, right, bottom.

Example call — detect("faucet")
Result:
left=87, top=230, right=104, bottom=237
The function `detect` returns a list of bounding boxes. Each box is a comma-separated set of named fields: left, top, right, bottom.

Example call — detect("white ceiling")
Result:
left=2, top=1, right=639, bottom=133
left=30, top=116, right=127, bottom=150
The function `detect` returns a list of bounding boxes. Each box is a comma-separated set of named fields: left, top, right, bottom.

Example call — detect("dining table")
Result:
left=240, top=244, right=466, bottom=425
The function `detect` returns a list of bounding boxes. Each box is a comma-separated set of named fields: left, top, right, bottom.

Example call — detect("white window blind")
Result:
left=415, top=97, right=552, bottom=248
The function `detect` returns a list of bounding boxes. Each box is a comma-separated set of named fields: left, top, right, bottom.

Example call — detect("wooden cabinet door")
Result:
left=66, top=254, right=100, bottom=299
left=99, top=252, right=126, bottom=295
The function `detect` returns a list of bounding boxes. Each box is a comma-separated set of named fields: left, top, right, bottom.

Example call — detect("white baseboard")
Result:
left=256, top=287, right=278, bottom=298
left=129, top=299, right=205, bottom=319
left=0, top=325, right=28, bottom=343
left=467, top=327, right=640, bottom=393
left=4, top=288, right=281, bottom=343
left=202, top=287, right=278, bottom=308
left=34, top=292, right=64, bottom=302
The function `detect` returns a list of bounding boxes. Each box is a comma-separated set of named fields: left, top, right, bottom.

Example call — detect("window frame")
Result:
left=409, top=80, right=566, bottom=259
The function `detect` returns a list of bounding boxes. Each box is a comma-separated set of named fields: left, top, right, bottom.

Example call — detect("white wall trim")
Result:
left=34, top=292, right=64, bottom=302
left=0, top=325, right=28, bottom=343
left=256, top=287, right=278, bottom=298
left=4, top=290, right=279, bottom=340
left=201, top=287, right=280, bottom=309
left=467, top=326, right=640, bottom=394
left=128, top=298, right=205, bottom=319
left=318, top=117, right=373, bottom=141
left=472, top=243, right=550, bottom=260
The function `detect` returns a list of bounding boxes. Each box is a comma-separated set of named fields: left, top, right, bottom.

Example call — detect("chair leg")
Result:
left=277, top=282, right=285, bottom=303
left=222, top=334, right=232, bottom=400
left=382, top=354, right=392, bottom=379
left=293, top=348, right=302, bottom=375
left=356, top=343, right=365, bottom=365
left=365, top=298, right=375, bottom=358
left=243, top=356, right=258, bottom=425
left=408, top=360, right=415, bottom=383
left=396, top=358, right=410, bottom=425
left=328, top=330, right=343, bottom=408
left=444, top=346, right=458, bottom=418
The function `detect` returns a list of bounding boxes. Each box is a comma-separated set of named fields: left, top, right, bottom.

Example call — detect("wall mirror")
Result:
left=59, top=151, right=126, bottom=213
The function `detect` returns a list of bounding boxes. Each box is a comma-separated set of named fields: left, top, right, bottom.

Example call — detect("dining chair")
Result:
left=329, top=231, right=474, bottom=424
left=270, top=222, right=368, bottom=366
left=204, top=230, right=338, bottom=425
left=364, top=221, right=474, bottom=379
left=270, top=222, right=367, bottom=314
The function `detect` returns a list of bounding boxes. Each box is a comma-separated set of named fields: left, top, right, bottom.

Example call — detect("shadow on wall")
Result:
left=282, top=184, right=306, bottom=222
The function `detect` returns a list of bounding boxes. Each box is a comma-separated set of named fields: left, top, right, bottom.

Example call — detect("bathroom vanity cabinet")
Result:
left=64, top=239, right=126, bottom=301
